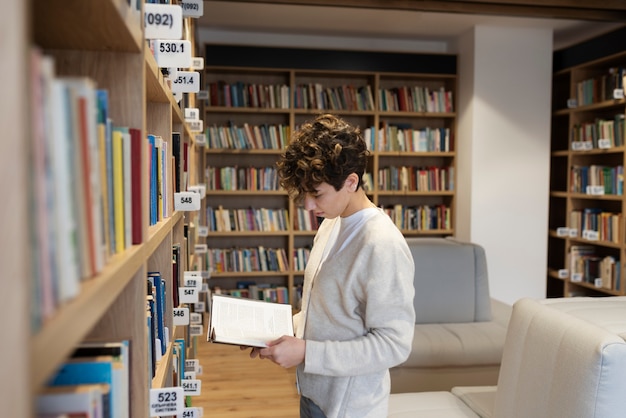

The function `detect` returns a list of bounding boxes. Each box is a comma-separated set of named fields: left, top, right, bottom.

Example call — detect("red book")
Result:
left=130, top=128, right=144, bottom=244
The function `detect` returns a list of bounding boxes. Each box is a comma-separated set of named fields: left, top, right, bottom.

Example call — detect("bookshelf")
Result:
left=201, top=46, right=457, bottom=307
left=5, top=1, right=204, bottom=416
left=548, top=37, right=626, bottom=298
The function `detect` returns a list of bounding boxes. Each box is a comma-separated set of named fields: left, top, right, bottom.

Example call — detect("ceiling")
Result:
left=198, top=1, right=625, bottom=50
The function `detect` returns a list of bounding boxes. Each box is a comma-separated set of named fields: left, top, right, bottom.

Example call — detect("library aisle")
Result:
left=195, top=335, right=300, bottom=417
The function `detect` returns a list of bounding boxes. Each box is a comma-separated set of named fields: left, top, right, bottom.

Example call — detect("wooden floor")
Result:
left=192, top=335, right=300, bottom=417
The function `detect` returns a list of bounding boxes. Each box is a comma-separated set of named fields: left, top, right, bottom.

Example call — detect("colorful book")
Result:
left=112, top=128, right=125, bottom=254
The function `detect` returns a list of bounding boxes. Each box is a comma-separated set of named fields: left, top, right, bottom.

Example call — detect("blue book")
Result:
left=148, top=272, right=166, bottom=355
left=147, top=134, right=157, bottom=225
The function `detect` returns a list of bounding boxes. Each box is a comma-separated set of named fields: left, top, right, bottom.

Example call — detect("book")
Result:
left=111, top=128, right=125, bottom=253
left=129, top=128, right=144, bottom=244
left=36, top=384, right=109, bottom=418
left=208, top=294, right=294, bottom=348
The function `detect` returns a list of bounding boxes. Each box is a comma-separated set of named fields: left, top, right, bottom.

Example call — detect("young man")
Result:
left=247, top=114, right=415, bottom=417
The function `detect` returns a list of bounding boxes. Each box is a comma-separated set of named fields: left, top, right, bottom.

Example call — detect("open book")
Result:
left=208, top=294, right=294, bottom=348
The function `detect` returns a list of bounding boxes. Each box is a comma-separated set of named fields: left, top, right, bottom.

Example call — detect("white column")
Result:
left=455, top=26, right=553, bottom=304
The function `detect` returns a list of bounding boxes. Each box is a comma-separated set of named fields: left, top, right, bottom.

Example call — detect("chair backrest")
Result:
left=406, top=237, right=492, bottom=324
left=493, top=297, right=626, bottom=418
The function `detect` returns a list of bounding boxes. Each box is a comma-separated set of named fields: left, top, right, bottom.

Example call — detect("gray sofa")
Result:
left=389, top=296, right=626, bottom=417
left=391, top=238, right=512, bottom=393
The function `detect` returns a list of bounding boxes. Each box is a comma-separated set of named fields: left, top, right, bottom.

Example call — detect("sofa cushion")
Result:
left=451, top=386, right=496, bottom=418
left=494, top=298, right=626, bottom=418
left=406, top=238, right=491, bottom=324
left=388, top=392, right=480, bottom=418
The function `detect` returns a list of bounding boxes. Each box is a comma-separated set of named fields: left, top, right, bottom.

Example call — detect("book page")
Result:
left=209, top=294, right=294, bottom=347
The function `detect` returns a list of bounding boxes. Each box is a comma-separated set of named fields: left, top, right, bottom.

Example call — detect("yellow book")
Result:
left=98, top=122, right=110, bottom=262
left=112, top=129, right=125, bottom=254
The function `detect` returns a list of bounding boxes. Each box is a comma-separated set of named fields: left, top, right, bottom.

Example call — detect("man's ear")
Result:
left=345, top=173, right=359, bottom=191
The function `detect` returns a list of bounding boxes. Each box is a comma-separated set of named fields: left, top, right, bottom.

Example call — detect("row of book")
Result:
left=570, top=209, right=621, bottom=244
left=205, top=246, right=290, bottom=273
left=575, top=67, right=626, bottom=106
left=294, top=207, right=322, bottom=231
left=293, top=247, right=311, bottom=272
left=206, top=166, right=280, bottom=191
left=379, top=86, right=454, bottom=113
left=206, top=206, right=289, bottom=232
left=204, top=80, right=454, bottom=113
left=215, top=283, right=290, bottom=304
left=570, top=114, right=625, bottom=149
left=570, top=165, right=623, bottom=195
left=371, top=123, right=452, bottom=152
left=205, top=123, right=290, bottom=150
left=206, top=80, right=291, bottom=109
left=569, top=245, right=621, bottom=291
left=378, top=166, right=455, bottom=192
left=382, top=204, right=452, bottom=231
left=293, top=83, right=375, bottom=111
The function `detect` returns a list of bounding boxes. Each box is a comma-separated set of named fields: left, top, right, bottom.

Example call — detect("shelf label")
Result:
left=190, top=324, right=203, bottom=336
left=184, top=276, right=202, bottom=290
left=582, top=141, right=593, bottom=150
left=585, top=185, right=605, bottom=195
left=180, top=287, right=199, bottom=304
left=198, top=225, right=209, bottom=237
left=556, top=227, right=569, bottom=237
left=613, top=88, right=624, bottom=100
left=191, top=56, right=205, bottom=70
left=182, top=407, right=202, bottom=418
left=185, top=359, right=200, bottom=373
left=149, top=387, right=184, bottom=417
left=173, top=307, right=190, bottom=326
left=558, top=269, right=568, bottom=279
left=582, top=230, right=599, bottom=241
left=197, top=90, right=209, bottom=100
left=174, top=192, right=200, bottom=211
left=188, top=119, right=204, bottom=133
left=201, top=282, right=209, bottom=292
left=594, top=278, right=603, bottom=288
left=145, top=4, right=183, bottom=40
left=184, top=270, right=202, bottom=277
left=571, top=141, right=583, bottom=151
left=194, top=133, right=207, bottom=146
left=172, top=71, right=200, bottom=93
left=185, top=107, right=200, bottom=121
left=182, top=379, right=202, bottom=396
left=195, top=300, right=206, bottom=313
left=567, top=98, right=577, bottom=108
left=571, top=273, right=583, bottom=282
left=568, top=228, right=578, bottom=237
left=153, top=40, right=191, bottom=68
left=184, top=371, right=196, bottom=380
left=180, top=0, right=204, bottom=18
left=194, top=244, right=208, bottom=254
left=190, top=312, right=202, bottom=324
left=598, top=138, right=612, bottom=149
left=188, top=184, right=206, bottom=197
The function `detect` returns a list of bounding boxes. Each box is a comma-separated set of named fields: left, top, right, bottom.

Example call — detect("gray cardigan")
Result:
left=294, top=207, right=416, bottom=417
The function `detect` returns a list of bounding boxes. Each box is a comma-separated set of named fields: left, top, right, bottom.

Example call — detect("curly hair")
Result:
left=276, top=114, right=369, bottom=202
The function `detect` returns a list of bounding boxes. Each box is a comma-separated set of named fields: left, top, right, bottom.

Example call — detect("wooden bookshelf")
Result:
left=548, top=43, right=626, bottom=298
left=201, top=52, right=458, bottom=307
left=6, top=1, right=204, bottom=416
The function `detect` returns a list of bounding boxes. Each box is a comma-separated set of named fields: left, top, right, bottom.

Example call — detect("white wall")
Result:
left=454, top=26, right=553, bottom=304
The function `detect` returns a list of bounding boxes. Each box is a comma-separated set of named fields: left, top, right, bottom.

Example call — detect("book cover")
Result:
left=37, top=384, right=108, bottom=418
left=129, top=128, right=144, bottom=245
left=208, top=294, right=294, bottom=348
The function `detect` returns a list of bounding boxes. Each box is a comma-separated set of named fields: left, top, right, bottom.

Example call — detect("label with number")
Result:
left=185, top=108, right=200, bottom=121
left=191, top=56, right=205, bottom=70
left=149, top=387, right=184, bottom=417
left=582, top=141, right=593, bottom=150
left=190, top=313, right=202, bottom=325
left=180, top=287, right=199, bottom=304
left=185, top=359, right=200, bottom=373
left=190, top=325, right=203, bottom=336
left=174, top=192, right=200, bottom=211
left=568, top=228, right=578, bottom=238
left=188, top=184, right=206, bottom=197
left=198, top=226, right=209, bottom=237
left=197, top=90, right=209, bottom=100
left=571, top=273, right=583, bottom=282
left=586, top=185, right=605, bottom=195
left=567, top=98, right=577, bottom=108
left=195, top=301, right=206, bottom=313
left=188, top=119, right=204, bottom=133
left=145, top=4, right=183, bottom=40
left=184, top=276, right=202, bottom=290
left=180, top=0, right=204, bottom=18
left=182, top=407, right=201, bottom=418
left=594, top=278, right=603, bottom=288
left=185, top=270, right=202, bottom=278
left=195, top=133, right=207, bottom=146
left=571, top=141, right=583, bottom=151
left=182, top=379, right=202, bottom=396
left=613, top=88, right=624, bottom=100
left=172, top=71, right=200, bottom=93
left=173, top=307, right=190, bottom=326
left=153, top=40, right=191, bottom=68
left=583, top=230, right=599, bottom=241
left=556, top=227, right=569, bottom=237
left=557, top=269, right=568, bottom=279
left=184, top=371, right=197, bottom=380
left=598, top=138, right=612, bottom=149
left=195, top=244, right=208, bottom=254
